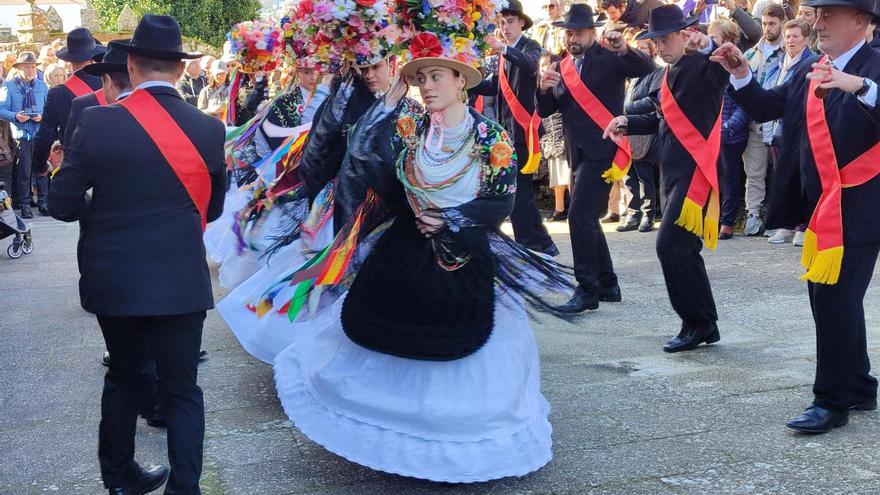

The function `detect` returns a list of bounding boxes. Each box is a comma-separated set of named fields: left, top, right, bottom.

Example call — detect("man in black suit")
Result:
left=33, top=28, right=104, bottom=175
left=50, top=15, right=226, bottom=494
left=605, top=5, right=728, bottom=352
left=471, top=0, right=558, bottom=256
left=537, top=4, right=654, bottom=312
left=714, top=0, right=880, bottom=434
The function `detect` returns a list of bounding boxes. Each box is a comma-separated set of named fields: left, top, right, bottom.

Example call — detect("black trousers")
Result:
left=97, top=312, right=206, bottom=494
left=14, top=139, right=34, bottom=209
left=656, top=186, right=718, bottom=328
left=509, top=143, right=554, bottom=252
left=624, top=159, right=656, bottom=221
left=569, top=159, right=618, bottom=291
left=720, top=141, right=747, bottom=227
left=810, top=242, right=880, bottom=412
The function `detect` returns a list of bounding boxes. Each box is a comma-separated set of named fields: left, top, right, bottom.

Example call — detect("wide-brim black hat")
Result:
left=110, top=14, right=202, bottom=61
left=84, top=41, right=129, bottom=76
left=552, top=4, right=606, bottom=29
left=501, top=0, right=534, bottom=30
left=635, top=5, right=700, bottom=40
left=57, top=28, right=106, bottom=63
left=802, top=0, right=880, bottom=23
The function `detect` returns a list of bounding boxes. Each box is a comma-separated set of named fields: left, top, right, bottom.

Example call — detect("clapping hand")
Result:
left=602, top=116, right=629, bottom=146
left=710, top=42, right=749, bottom=78
left=540, top=66, right=561, bottom=92
left=805, top=62, right=866, bottom=95
left=603, top=30, right=627, bottom=53
left=685, top=30, right=711, bottom=53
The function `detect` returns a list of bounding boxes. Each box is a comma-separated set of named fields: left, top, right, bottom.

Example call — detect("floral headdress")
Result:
left=281, top=1, right=335, bottom=70
left=227, top=19, right=285, bottom=74
left=395, top=0, right=502, bottom=87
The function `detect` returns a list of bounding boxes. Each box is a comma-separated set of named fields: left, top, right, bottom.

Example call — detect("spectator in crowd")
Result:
left=176, top=58, right=207, bottom=106
left=0, top=52, right=48, bottom=218
left=619, top=35, right=661, bottom=233
left=234, top=73, right=268, bottom=126
left=0, top=51, right=12, bottom=79
left=796, top=4, right=819, bottom=50
left=709, top=19, right=750, bottom=240
left=539, top=53, right=570, bottom=222
left=533, top=0, right=567, bottom=56
left=200, top=55, right=216, bottom=74
left=43, top=63, right=66, bottom=88
left=198, top=60, right=229, bottom=118
left=761, top=18, right=817, bottom=246
left=601, top=0, right=663, bottom=29
left=750, top=0, right=782, bottom=18
left=716, top=0, right=763, bottom=51
left=741, top=3, right=786, bottom=237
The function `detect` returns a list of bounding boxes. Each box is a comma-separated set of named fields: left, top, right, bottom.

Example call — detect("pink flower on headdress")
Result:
left=348, top=14, right=363, bottom=27
left=313, top=2, right=334, bottom=21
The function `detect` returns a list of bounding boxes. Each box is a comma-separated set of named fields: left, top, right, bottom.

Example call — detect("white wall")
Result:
left=0, top=4, right=84, bottom=34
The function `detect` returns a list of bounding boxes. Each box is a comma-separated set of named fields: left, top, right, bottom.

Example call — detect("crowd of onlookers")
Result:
left=532, top=0, right=880, bottom=245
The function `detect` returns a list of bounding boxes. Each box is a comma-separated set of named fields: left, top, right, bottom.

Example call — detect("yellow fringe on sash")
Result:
left=702, top=192, right=720, bottom=251
left=799, top=229, right=843, bottom=285
left=520, top=152, right=541, bottom=174
left=675, top=197, right=704, bottom=238
left=601, top=162, right=631, bottom=183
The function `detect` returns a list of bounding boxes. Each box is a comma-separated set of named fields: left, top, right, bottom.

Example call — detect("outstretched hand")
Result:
left=710, top=42, right=749, bottom=78
left=603, top=116, right=628, bottom=146
left=805, top=62, right=866, bottom=94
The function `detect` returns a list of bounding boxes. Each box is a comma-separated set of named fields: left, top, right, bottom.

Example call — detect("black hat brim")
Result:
left=552, top=19, right=606, bottom=29
left=635, top=15, right=700, bottom=40
left=83, top=62, right=127, bottom=76
left=109, top=40, right=202, bottom=61
left=501, top=9, right=534, bottom=30
left=802, top=0, right=880, bottom=22
left=57, top=45, right=106, bottom=63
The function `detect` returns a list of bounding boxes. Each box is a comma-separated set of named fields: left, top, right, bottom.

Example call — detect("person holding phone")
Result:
left=0, top=51, right=48, bottom=218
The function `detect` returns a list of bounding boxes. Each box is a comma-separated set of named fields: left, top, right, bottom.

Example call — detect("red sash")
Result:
left=94, top=88, right=108, bottom=106
left=62, top=74, right=94, bottom=98
left=473, top=95, right=484, bottom=114
left=559, top=55, right=632, bottom=182
left=118, top=89, right=212, bottom=230
left=497, top=54, right=541, bottom=173
left=802, top=56, right=880, bottom=284
left=660, top=69, right=722, bottom=250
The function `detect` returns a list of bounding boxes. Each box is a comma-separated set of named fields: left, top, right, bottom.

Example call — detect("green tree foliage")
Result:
left=91, top=0, right=262, bottom=48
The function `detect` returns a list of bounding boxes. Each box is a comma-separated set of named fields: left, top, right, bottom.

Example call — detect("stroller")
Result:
left=0, top=188, right=33, bottom=259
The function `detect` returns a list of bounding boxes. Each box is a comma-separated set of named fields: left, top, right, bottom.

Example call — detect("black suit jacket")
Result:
left=471, top=36, right=541, bottom=150
left=627, top=52, right=729, bottom=192
left=49, top=86, right=227, bottom=317
left=537, top=43, right=654, bottom=169
left=64, top=91, right=103, bottom=148
left=34, top=70, right=102, bottom=170
left=732, top=43, right=880, bottom=246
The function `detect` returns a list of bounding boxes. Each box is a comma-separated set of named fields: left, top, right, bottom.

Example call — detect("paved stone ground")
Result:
left=3, top=215, right=880, bottom=495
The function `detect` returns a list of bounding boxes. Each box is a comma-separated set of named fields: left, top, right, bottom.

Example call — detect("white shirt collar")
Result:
left=116, top=90, right=133, bottom=101
left=830, top=40, right=866, bottom=71
left=135, top=80, right=176, bottom=91
left=508, top=34, right=523, bottom=48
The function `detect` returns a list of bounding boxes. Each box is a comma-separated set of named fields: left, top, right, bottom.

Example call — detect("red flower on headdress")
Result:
left=356, top=0, right=377, bottom=6
left=409, top=33, right=443, bottom=59
left=299, top=0, right=314, bottom=14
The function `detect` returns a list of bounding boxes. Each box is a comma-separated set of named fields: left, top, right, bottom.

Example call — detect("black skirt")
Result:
left=342, top=214, right=495, bottom=361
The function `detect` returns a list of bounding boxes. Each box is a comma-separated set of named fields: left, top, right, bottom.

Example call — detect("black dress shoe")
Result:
left=787, top=405, right=849, bottom=434
left=19, top=205, right=33, bottom=219
left=616, top=216, right=640, bottom=232
left=719, top=231, right=734, bottom=240
left=38, top=204, right=50, bottom=216
left=547, top=210, right=568, bottom=222
left=559, top=287, right=599, bottom=313
left=598, top=285, right=621, bottom=302
left=108, top=465, right=169, bottom=495
left=638, top=218, right=654, bottom=232
left=600, top=212, right=620, bottom=224
left=198, top=349, right=208, bottom=362
left=663, top=323, right=720, bottom=353
left=101, top=351, right=111, bottom=367
left=807, top=400, right=877, bottom=412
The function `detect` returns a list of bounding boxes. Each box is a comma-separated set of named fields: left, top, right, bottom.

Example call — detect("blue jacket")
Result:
left=722, top=89, right=750, bottom=146
left=760, top=49, right=819, bottom=144
left=0, top=77, right=48, bottom=141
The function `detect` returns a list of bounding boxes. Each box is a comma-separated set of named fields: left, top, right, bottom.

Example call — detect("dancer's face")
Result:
left=297, top=67, right=320, bottom=89
left=564, top=29, right=596, bottom=56
left=414, top=66, right=466, bottom=113
left=359, top=59, right=393, bottom=94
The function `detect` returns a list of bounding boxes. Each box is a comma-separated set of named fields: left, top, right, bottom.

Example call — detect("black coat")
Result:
left=49, top=86, right=227, bottom=317
left=732, top=43, right=880, bottom=246
left=627, top=52, right=729, bottom=193
left=33, top=70, right=102, bottom=171
left=176, top=74, right=207, bottom=107
left=471, top=36, right=542, bottom=149
left=536, top=43, right=654, bottom=168
left=64, top=91, right=103, bottom=148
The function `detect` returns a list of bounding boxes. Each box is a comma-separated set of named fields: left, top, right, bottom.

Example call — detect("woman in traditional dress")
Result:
left=266, top=13, right=576, bottom=479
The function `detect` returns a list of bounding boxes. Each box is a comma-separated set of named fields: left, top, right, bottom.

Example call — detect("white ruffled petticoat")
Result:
left=272, top=289, right=553, bottom=483
left=204, top=186, right=250, bottom=264
left=217, top=206, right=289, bottom=289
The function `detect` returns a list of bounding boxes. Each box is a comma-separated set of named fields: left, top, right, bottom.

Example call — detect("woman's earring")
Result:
left=460, top=89, right=468, bottom=104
